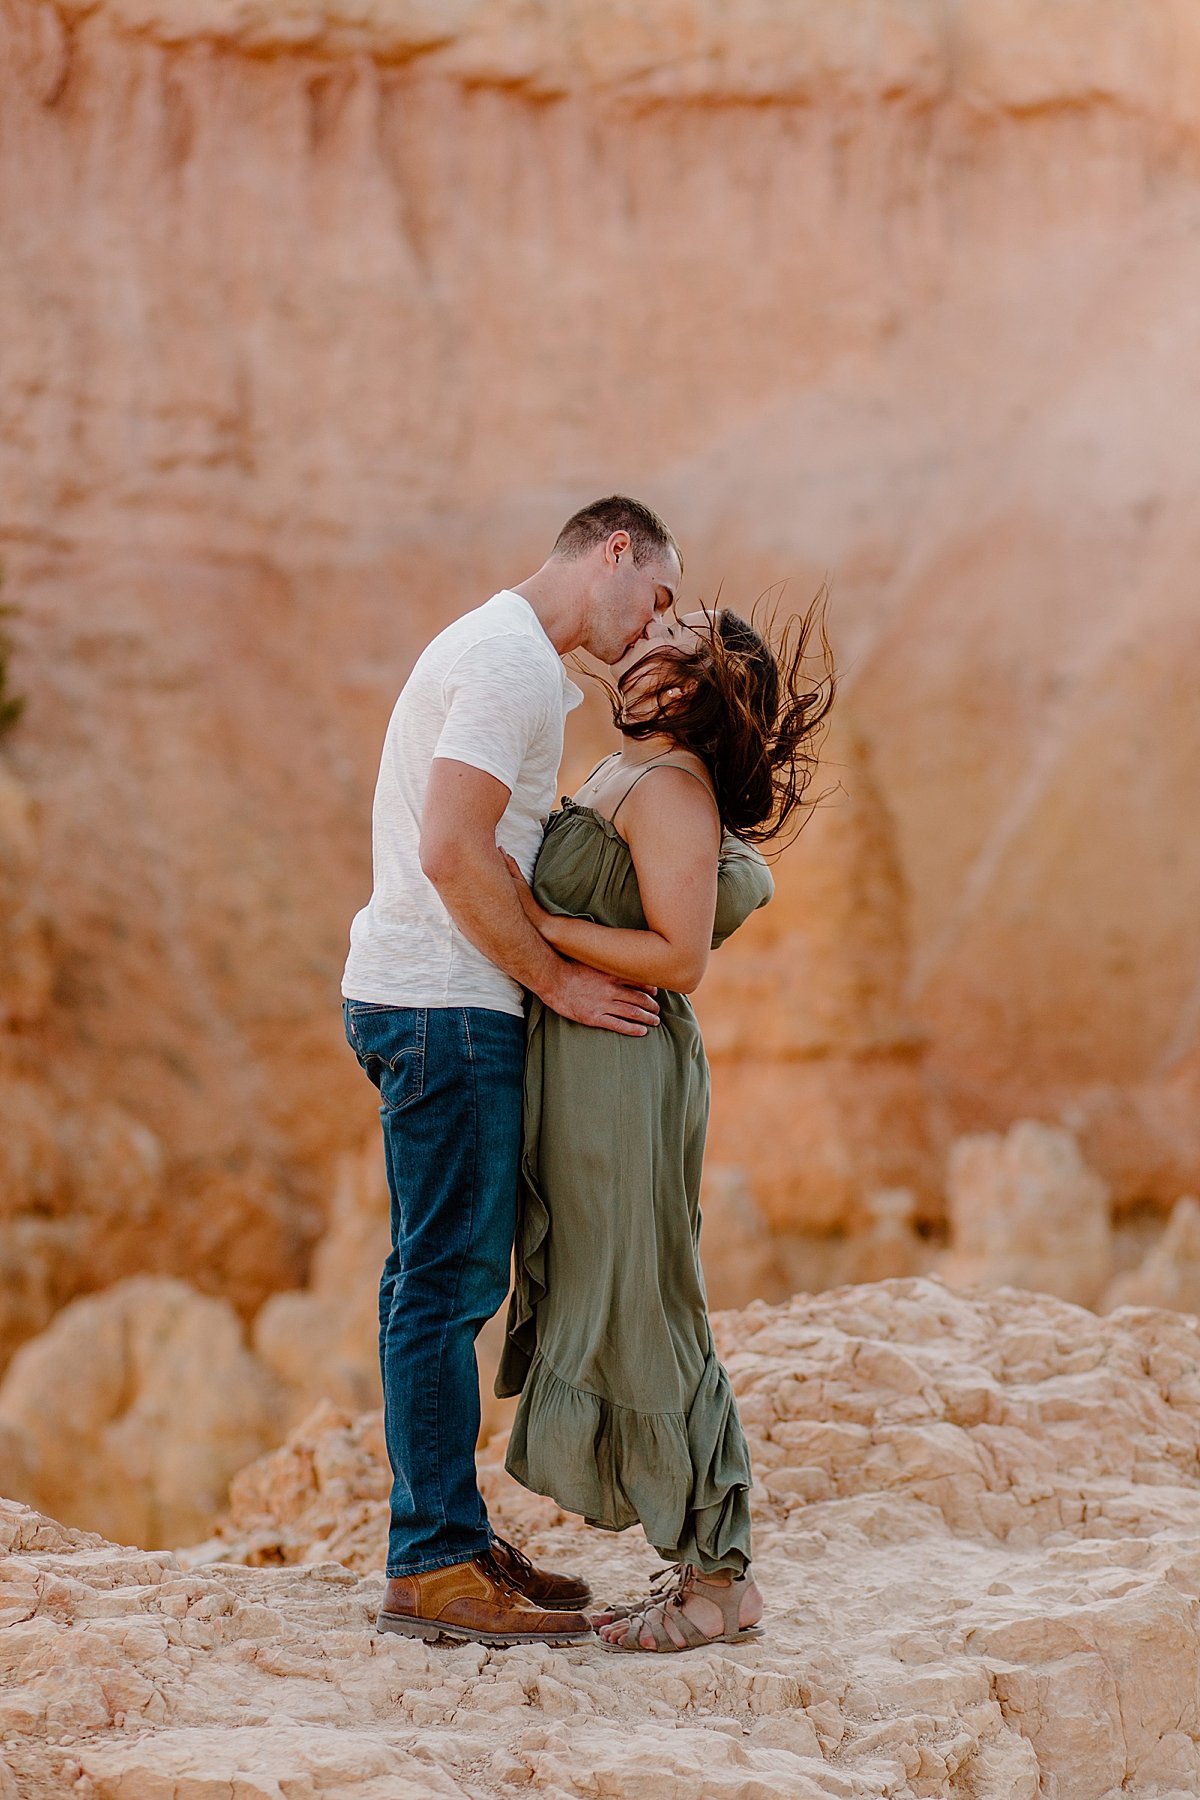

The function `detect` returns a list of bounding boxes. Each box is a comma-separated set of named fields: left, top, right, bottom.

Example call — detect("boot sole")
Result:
left=377, top=1609, right=593, bottom=1648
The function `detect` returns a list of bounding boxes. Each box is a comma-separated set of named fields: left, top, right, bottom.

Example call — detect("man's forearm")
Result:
left=428, top=845, right=567, bottom=1002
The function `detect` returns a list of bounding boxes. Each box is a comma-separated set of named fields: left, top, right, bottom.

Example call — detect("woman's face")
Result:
left=611, top=609, right=710, bottom=681
left=611, top=609, right=713, bottom=723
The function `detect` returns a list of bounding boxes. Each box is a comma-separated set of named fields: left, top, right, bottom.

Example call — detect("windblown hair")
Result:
left=607, top=590, right=836, bottom=846
left=553, top=494, right=681, bottom=571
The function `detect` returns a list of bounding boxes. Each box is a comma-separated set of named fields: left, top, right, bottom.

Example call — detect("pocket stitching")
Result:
left=378, top=1010, right=426, bottom=1112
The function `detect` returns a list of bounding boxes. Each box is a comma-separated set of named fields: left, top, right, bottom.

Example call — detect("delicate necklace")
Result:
left=619, top=745, right=680, bottom=770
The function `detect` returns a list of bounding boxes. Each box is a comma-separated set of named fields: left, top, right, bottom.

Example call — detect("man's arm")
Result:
left=419, top=758, right=660, bottom=1035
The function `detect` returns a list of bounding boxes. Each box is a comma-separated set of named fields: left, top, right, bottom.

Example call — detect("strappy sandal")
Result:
left=598, top=1565, right=763, bottom=1654
left=590, top=1562, right=681, bottom=1629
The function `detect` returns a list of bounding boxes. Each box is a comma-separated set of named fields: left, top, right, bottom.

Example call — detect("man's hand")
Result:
left=501, top=855, right=659, bottom=1035
left=549, top=960, right=660, bottom=1036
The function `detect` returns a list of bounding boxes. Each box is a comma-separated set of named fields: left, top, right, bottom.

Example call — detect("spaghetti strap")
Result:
left=610, top=759, right=718, bottom=825
left=583, top=750, right=622, bottom=785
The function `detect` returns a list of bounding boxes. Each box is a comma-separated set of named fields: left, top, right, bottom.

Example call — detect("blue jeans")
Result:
left=342, top=1001, right=525, bottom=1577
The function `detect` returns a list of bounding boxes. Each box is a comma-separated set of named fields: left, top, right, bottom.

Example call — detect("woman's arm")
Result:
left=508, top=767, right=720, bottom=994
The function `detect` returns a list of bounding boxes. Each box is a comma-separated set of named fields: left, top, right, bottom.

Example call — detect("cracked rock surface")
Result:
left=3, top=1279, right=1200, bottom=1797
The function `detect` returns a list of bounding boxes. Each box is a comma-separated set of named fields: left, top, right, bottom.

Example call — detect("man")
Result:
left=342, top=495, right=682, bottom=1646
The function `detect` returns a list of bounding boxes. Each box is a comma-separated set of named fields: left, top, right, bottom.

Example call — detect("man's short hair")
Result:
left=552, top=495, right=681, bottom=571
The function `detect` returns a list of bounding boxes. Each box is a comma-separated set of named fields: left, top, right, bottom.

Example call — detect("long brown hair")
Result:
left=603, top=589, right=836, bottom=846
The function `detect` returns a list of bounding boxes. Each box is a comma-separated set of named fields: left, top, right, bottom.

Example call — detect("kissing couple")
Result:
left=341, top=495, right=833, bottom=1652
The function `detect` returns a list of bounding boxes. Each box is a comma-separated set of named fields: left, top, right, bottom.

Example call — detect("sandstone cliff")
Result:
left=3, top=0, right=1200, bottom=1266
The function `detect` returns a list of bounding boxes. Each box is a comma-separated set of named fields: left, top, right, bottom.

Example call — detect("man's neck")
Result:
left=511, top=564, right=585, bottom=657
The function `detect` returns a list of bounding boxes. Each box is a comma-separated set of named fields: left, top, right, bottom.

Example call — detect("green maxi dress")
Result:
left=496, top=783, right=775, bottom=1574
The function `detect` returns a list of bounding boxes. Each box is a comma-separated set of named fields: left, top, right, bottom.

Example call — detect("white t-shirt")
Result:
left=341, top=590, right=583, bottom=1016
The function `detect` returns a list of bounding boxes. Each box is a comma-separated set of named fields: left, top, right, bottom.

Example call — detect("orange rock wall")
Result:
left=3, top=0, right=1200, bottom=1236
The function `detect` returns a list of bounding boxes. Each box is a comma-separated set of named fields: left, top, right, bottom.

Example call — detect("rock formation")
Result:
left=0, top=750, right=309, bottom=1380
left=2, top=0, right=1199, bottom=1258
left=252, top=1144, right=387, bottom=1426
left=694, top=1167, right=787, bottom=1310
left=13, top=1108, right=1200, bottom=1555
left=1102, top=1192, right=1200, bottom=1317
left=0, top=761, right=171, bottom=1367
left=0, top=763, right=50, bottom=1033
left=0, top=1275, right=284, bottom=1546
left=935, top=1120, right=1113, bottom=1310
left=4, top=1279, right=1200, bottom=1797
left=923, top=1117, right=1200, bottom=1325
left=0, top=1140, right=519, bottom=1544
left=843, top=1186, right=928, bottom=1287
left=1063, top=1054, right=1200, bottom=1232
left=697, top=721, right=937, bottom=1240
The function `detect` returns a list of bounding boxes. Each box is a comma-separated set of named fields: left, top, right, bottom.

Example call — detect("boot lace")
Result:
left=489, top=1535, right=536, bottom=1585
left=479, top=1542, right=525, bottom=1596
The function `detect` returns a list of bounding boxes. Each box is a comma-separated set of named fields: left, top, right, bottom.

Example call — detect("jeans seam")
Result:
left=437, top=1029, right=478, bottom=1548
left=424, top=1016, right=448, bottom=1542
left=428, top=1314, right=450, bottom=1541
left=415, top=1007, right=428, bottom=1099
left=430, top=1019, right=479, bottom=1542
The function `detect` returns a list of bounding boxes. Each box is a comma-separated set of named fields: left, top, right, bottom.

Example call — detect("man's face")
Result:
left=584, top=539, right=682, bottom=668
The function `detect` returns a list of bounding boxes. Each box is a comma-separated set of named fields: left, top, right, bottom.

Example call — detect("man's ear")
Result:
left=606, top=530, right=631, bottom=567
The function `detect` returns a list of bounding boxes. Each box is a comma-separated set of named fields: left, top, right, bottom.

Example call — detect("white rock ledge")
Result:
left=3, top=1278, right=1200, bottom=1797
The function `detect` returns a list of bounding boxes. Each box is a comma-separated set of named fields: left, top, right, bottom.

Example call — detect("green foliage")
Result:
left=0, top=573, right=26, bottom=741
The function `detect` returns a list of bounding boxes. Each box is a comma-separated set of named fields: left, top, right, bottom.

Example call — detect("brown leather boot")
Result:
left=488, top=1535, right=593, bottom=1608
left=377, top=1550, right=592, bottom=1646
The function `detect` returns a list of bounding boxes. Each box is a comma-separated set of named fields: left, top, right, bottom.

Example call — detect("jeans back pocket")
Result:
left=344, top=1003, right=427, bottom=1113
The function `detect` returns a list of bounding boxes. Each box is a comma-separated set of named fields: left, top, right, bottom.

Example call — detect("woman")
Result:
left=496, top=597, right=835, bottom=1653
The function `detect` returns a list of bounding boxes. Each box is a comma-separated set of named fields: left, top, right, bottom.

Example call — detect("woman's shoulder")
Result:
left=619, top=754, right=718, bottom=820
